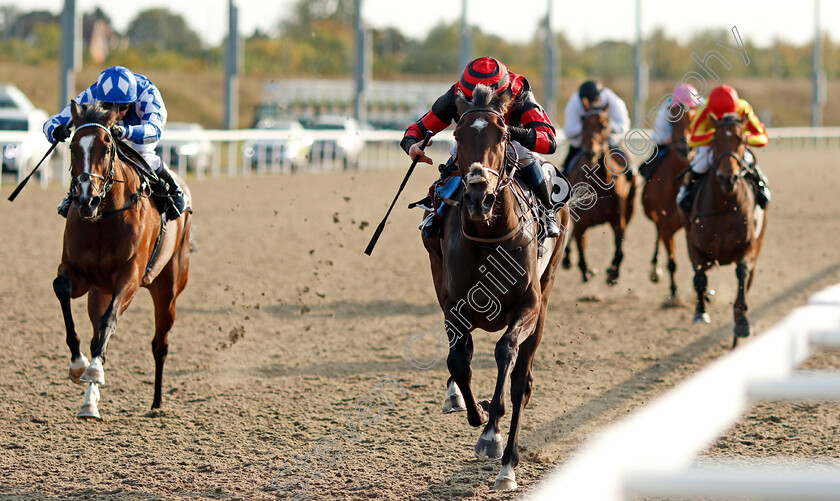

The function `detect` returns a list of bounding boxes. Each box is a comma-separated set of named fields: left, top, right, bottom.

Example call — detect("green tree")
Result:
left=127, top=8, right=203, bottom=55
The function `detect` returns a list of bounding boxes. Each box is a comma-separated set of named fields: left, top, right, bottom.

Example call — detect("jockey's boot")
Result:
left=677, top=170, right=703, bottom=213
left=420, top=212, right=443, bottom=239
left=156, top=166, right=189, bottom=220
left=531, top=178, right=561, bottom=238
left=57, top=192, right=72, bottom=218
left=752, top=164, right=771, bottom=209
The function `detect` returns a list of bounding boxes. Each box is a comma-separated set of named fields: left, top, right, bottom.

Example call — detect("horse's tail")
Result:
left=567, top=182, right=597, bottom=211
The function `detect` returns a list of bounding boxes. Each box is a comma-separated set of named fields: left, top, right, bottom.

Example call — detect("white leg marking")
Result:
left=493, top=464, right=518, bottom=490
left=81, top=356, right=105, bottom=385
left=69, top=354, right=90, bottom=384
left=77, top=382, right=101, bottom=419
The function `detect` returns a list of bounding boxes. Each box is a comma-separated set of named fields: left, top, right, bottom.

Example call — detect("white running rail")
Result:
left=527, top=282, right=840, bottom=501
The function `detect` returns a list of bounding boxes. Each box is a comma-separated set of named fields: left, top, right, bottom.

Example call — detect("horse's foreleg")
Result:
left=661, top=229, right=682, bottom=307
left=606, top=219, right=626, bottom=286
left=561, top=237, right=572, bottom=270
left=477, top=295, right=538, bottom=461
left=83, top=277, right=141, bottom=386
left=494, top=307, right=544, bottom=491
left=733, top=261, right=753, bottom=344
left=575, top=231, right=593, bottom=282
left=693, top=265, right=711, bottom=324
left=53, top=270, right=89, bottom=384
left=446, top=326, right=485, bottom=427
left=649, top=229, right=661, bottom=283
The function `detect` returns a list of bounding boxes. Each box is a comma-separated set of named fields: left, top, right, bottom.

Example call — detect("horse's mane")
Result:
left=78, top=101, right=113, bottom=126
left=471, top=84, right=495, bottom=108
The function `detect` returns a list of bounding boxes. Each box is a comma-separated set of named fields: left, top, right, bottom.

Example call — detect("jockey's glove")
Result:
left=508, top=126, right=529, bottom=145
left=110, top=125, right=128, bottom=140
left=52, top=124, right=71, bottom=143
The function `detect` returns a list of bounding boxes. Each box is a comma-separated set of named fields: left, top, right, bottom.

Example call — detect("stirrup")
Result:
left=543, top=212, right=560, bottom=238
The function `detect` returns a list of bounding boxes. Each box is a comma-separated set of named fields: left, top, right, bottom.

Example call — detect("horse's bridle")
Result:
left=70, top=123, right=117, bottom=203
left=711, top=123, right=749, bottom=179
left=458, top=107, right=517, bottom=198
left=580, top=108, right=608, bottom=159
left=457, top=107, right=539, bottom=247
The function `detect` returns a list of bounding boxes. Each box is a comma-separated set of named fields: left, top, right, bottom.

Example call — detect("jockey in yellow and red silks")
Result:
left=677, top=84, right=770, bottom=211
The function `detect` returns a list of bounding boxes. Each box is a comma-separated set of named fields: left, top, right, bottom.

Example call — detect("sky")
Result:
left=3, top=0, right=837, bottom=48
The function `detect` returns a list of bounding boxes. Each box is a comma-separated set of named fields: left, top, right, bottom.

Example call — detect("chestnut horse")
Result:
left=53, top=101, right=191, bottom=417
left=685, top=114, right=766, bottom=348
left=641, top=103, right=696, bottom=305
left=421, top=85, right=570, bottom=491
left=562, top=107, right=636, bottom=285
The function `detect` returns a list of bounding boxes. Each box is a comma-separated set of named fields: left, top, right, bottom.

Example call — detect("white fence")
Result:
left=2, top=126, right=839, bottom=190
left=527, top=282, right=840, bottom=501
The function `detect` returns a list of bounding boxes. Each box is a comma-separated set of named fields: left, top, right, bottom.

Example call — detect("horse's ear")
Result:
left=496, top=91, right=512, bottom=115
left=70, top=100, right=82, bottom=125
left=455, top=89, right=470, bottom=117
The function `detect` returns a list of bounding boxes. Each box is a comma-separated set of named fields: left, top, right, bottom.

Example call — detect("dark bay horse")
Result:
left=421, top=85, right=570, bottom=491
left=685, top=114, right=767, bottom=348
left=562, top=107, right=636, bottom=285
left=641, top=104, right=696, bottom=305
left=54, top=101, right=192, bottom=417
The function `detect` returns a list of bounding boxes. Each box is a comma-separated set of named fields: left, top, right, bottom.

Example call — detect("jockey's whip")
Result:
left=7, top=141, right=59, bottom=202
left=364, top=131, right=433, bottom=256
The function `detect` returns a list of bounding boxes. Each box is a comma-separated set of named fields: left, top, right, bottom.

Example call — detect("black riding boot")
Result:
left=156, top=166, right=189, bottom=220
left=530, top=177, right=561, bottom=238
left=678, top=171, right=703, bottom=213
left=57, top=192, right=72, bottom=218
left=752, top=164, right=771, bottom=209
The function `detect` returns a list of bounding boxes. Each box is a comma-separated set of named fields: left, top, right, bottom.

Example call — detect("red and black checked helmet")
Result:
left=457, top=57, right=510, bottom=99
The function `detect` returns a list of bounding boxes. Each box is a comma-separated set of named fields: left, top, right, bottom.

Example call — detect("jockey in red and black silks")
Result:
left=401, top=57, right=561, bottom=238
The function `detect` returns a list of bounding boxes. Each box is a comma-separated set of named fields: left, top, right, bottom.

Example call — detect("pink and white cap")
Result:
left=672, top=83, right=700, bottom=108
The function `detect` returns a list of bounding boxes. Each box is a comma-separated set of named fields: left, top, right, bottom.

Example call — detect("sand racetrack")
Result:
left=1, top=148, right=840, bottom=500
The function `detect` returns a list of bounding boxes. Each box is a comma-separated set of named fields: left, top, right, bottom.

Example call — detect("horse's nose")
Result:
left=482, top=193, right=496, bottom=211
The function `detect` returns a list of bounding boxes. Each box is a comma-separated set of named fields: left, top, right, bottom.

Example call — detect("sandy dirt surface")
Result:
left=1, top=148, right=839, bottom=500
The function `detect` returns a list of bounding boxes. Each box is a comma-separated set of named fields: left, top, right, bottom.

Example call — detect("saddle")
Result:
left=639, top=145, right=669, bottom=181
left=113, top=139, right=170, bottom=216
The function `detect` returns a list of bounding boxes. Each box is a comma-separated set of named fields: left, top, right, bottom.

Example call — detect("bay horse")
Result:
left=685, top=113, right=767, bottom=348
left=421, top=84, right=570, bottom=491
left=54, top=101, right=191, bottom=418
left=641, top=103, right=696, bottom=305
left=561, top=107, right=636, bottom=285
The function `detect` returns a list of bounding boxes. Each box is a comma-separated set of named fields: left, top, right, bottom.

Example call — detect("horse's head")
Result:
left=68, top=101, right=120, bottom=220
left=669, top=104, right=696, bottom=161
left=454, top=84, right=511, bottom=222
left=581, top=105, right=609, bottom=161
left=711, top=113, right=747, bottom=194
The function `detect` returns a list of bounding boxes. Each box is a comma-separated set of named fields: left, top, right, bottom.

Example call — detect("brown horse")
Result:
left=53, top=101, right=192, bottom=418
left=685, top=114, right=767, bottom=347
left=420, top=85, right=569, bottom=491
left=641, top=104, right=696, bottom=304
left=562, top=107, right=636, bottom=285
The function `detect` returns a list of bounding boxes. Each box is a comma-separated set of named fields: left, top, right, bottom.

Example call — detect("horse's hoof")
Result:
left=69, top=355, right=90, bottom=385
left=650, top=267, right=662, bottom=283
left=80, top=359, right=105, bottom=386
left=442, top=382, right=467, bottom=414
left=76, top=383, right=101, bottom=420
left=474, top=430, right=504, bottom=460
left=693, top=312, right=711, bottom=324
left=734, top=323, right=752, bottom=338
left=562, top=258, right=572, bottom=270
left=492, top=477, right=518, bottom=491
left=662, top=296, right=683, bottom=308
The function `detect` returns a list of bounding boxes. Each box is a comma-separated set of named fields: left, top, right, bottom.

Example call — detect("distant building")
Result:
left=260, top=79, right=452, bottom=130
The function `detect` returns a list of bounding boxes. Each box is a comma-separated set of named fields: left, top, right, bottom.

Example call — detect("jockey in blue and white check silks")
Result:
left=43, top=69, right=168, bottom=173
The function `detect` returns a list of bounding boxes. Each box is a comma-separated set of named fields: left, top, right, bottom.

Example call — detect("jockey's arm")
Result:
left=509, top=94, right=556, bottom=155
left=562, top=94, right=584, bottom=143
left=687, top=107, right=714, bottom=148
left=606, top=90, right=631, bottom=141
left=123, top=85, right=166, bottom=145
left=42, top=85, right=96, bottom=143
left=400, top=85, right=459, bottom=164
left=741, top=102, right=768, bottom=147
